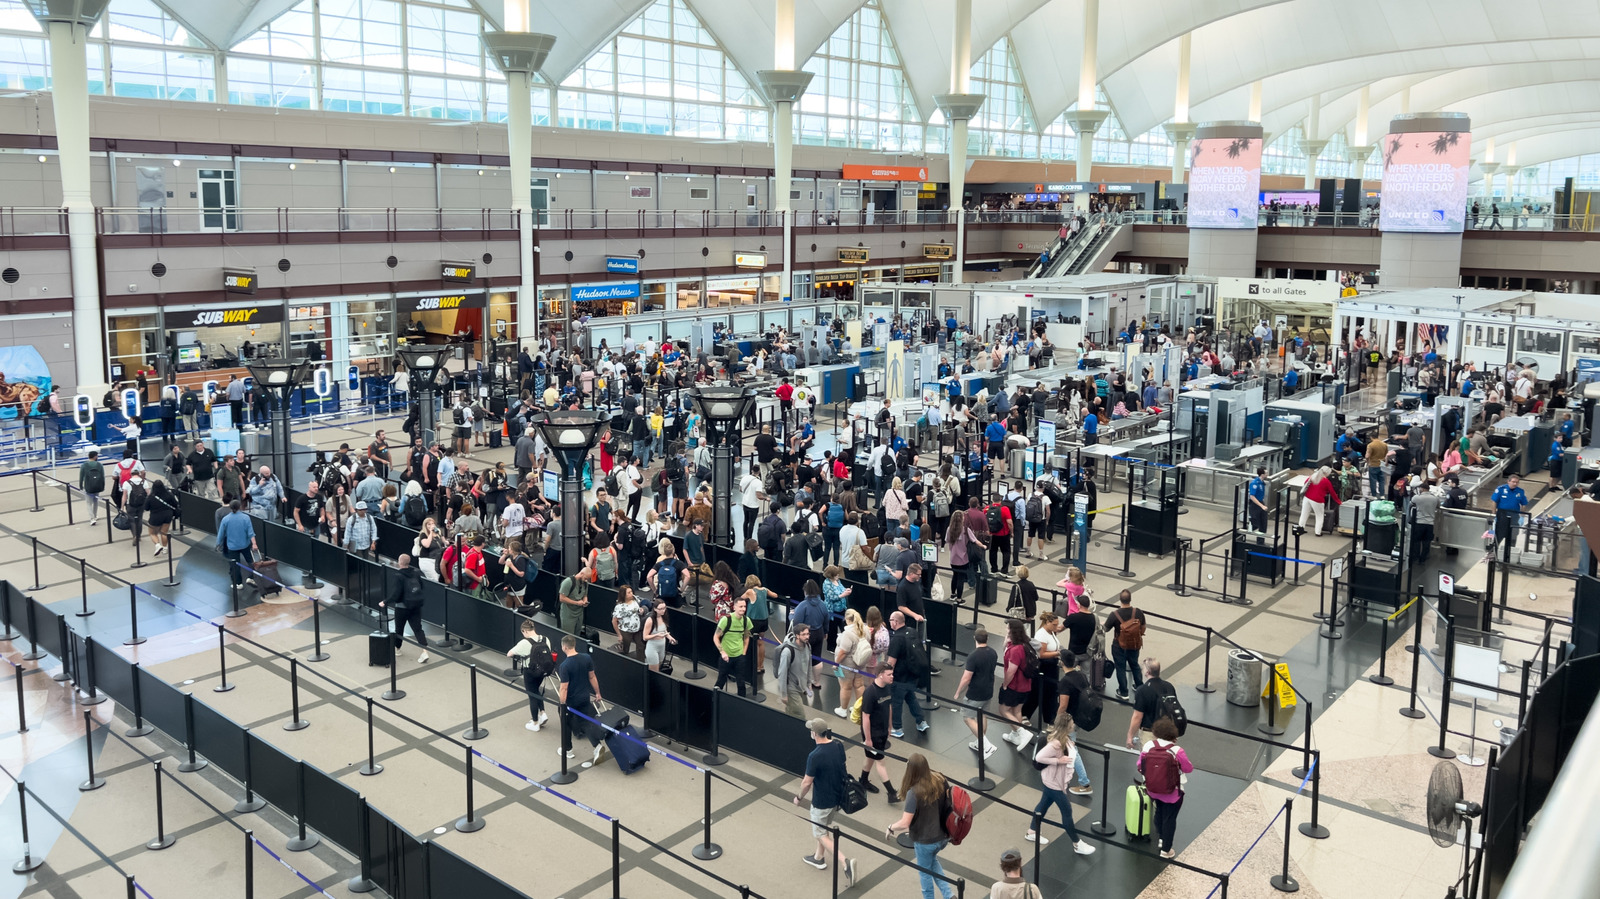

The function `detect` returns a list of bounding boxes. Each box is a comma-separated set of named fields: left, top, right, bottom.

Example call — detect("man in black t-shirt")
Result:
left=1126, top=657, right=1175, bottom=749
left=953, top=627, right=999, bottom=757
left=186, top=440, right=218, bottom=499
left=293, top=482, right=328, bottom=540
left=856, top=670, right=899, bottom=801
left=1062, top=610, right=1097, bottom=657
left=885, top=611, right=928, bottom=735
left=557, top=635, right=608, bottom=764
left=754, top=424, right=779, bottom=475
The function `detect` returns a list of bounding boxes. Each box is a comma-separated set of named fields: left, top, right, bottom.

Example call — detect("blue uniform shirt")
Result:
left=985, top=421, right=1008, bottom=443
left=1249, top=477, right=1267, bottom=504
left=1461, top=379, right=1474, bottom=397
left=1560, top=419, right=1576, bottom=441
left=1083, top=413, right=1099, bottom=435
left=1491, top=484, right=1528, bottom=512
left=1142, top=384, right=1158, bottom=408
left=1283, top=369, right=1299, bottom=390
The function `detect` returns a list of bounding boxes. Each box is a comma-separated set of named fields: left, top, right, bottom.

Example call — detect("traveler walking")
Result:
left=215, top=500, right=258, bottom=588
left=641, top=599, right=676, bottom=672
left=78, top=450, right=105, bottom=524
left=558, top=561, right=592, bottom=634
left=380, top=554, right=430, bottom=662
left=857, top=668, right=900, bottom=801
left=885, top=753, right=958, bottom=899
left=1126, top=658, right=1181, bottom=748
left=775, top=622, right=813, bottom=716
left=1103, top=590, right=1146, bottom=698
left=998, top=618, right=1035, bottom=749
left=952, top=626, right=999, bottom=758
left=611, top=585, right=645, bottom=661
left=712, top=598, right=753, bottom=696
left=794, top=718, right=857, bottom=884
left=507, top=618, right=554, bottom=730
left=885, top=611, right=929, bottom=737
left=1138, top=717, right=1194, bottom=858
left=556, top=634, right=610, bottom=766
left=1024, top=718, right=1097, bottom=854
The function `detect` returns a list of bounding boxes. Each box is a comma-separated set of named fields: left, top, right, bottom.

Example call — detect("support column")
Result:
left=1065, top=0, right=1108, bottom=188
left=1352, top=86, right=1371, bottom=147
left=1301, top=140, right=1328, bottom=190
left=1378, top=112, right=1472, bottom=288
left=33, top=1, right=110, bottom=391
left=1164, top=33, right=1195, bottom=189
left=1186, top=120, right=1263, bottom=277
left=758, top=0, right=812, bottom=303
left=485, top=27, right=557, bottom=352
left=1248, top=81, right=1263, bottom=122
left=1165, top=124, right=1196, bottom=188
left=938, top=0, right=983, bottom=285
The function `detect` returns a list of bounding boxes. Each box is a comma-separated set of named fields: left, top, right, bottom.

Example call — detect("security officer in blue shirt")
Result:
left=985, top=419, right=1009, bottom=459
left=1081, top=411, right=1100, bottom=446
left=1247, top=468, right=1270, bottom=533
left=1490, top=474, right=1529, bottom=550
left=1283, top=367, right=1300, bottom=392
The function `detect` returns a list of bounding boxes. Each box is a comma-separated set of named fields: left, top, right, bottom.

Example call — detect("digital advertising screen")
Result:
left=1187, top=136, right=1262, bottom=229
left=1379, top=131, right=1471, bottom=232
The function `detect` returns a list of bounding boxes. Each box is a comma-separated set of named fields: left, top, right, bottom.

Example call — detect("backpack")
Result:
left=940, top=782, right=976, bottom=845
left=758, top=515, right=784, bottom=550
left=985, top=504, right=1005, bottom=533
left=654, top=560, right=680, bottom=598
left=403, top=572, right=425, bottom=604
left=403, top=495, right=427, bottom=527
left=453, top=406, right=466, bottom=425
left=605, top=472, right=620, bottom=496
left=82, top=464, right=105, bottom=495
left=1154, top=681, right=1188, bottom=736
left=591, top=547, right=617, bottom=582
left=1139, top=743, right=1181, bottom=795
left=1115, top=609, right=1145, bottom=650
left=1026, top=494, right=1045, bottom=523
left=319, top=465, right=345, bottom=496
left=664, top=455, right=684, bottom=484
left=117, top=460, right=137, bottom=486
left=899, top=638, right=927, bottom=680
left=826, top=502, right=845, bottom=529
left=1020, top=641, right=1040, bottom=681
left=878, top=452, right=894, bottom=476
left=628, top=524, right=648, bottom=558
left=127, top=481, right=148, bottom=509
left=441, top=544, right=460, bottom=585
left=525, top=637, right=556, bottom=680
left=1042, top=479, right=1064, bottom=503
left=848, top=629, right=874, bottom=669
left=179, top=392, right=197, bottom=415
left=1075, top=687, right=1104, bottom=732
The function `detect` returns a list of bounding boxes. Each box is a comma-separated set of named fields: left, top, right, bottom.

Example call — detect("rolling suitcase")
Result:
left=600, top=706, right=649, bottom=775
left=249, top=557, right=283, bottom=597
left=1125, top=784, right=1152, bottom=840
left=368, top=630, right=394, bottom=667
left=488, top=426, right=503, bottom=449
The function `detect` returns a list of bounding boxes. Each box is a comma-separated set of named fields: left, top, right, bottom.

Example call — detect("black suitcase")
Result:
left=601, top=707, right=649, bottom=775
left=488, top=427, right=503, bottom=449
left=368, top=631, right=394, bottom=667
left=250, top=557, right=283, bottom=598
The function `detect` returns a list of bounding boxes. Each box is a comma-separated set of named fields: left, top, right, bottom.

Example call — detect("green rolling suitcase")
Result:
left=1125, top=784, right=1152, bottom=840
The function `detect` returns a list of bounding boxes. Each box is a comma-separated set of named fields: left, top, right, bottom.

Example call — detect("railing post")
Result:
left=11, top=781, right=42, bottom=873
left=284, top=658, right=309, bottom=731
left=1369, top=616, right=1394, bottom=686
left=286, top=761, right=320, bottom=851
left=214, top=625, right=234, bottom=693
left=1090, top=748, right=1115, bottom=836
left=12, top=662, right=25, bottom=734
left=79, top=636, right=106, bottom=706
left=308, top=597, right=329, bottom=662
left=1269, top=798, right=1299, bottom=892
left=1195, top=627, right=1215, bottom=694
left=1298, top=750, right=1329, bottom=839
left=147, top=762, right=176, bottom=849
left=27, top=537, right=44, bottom=592
left=967, top=708, right=995, bottom=792
left=178, top=692, right=208, bottom=772
left=691, top=767, right=721, bottom=859
left=462, top=664, right=488, bottom=740
left=79, top=709, right=105, bottom=791
left=454, top=745, right=485, bottom=833
left=358, top=698, right=383, bottom=776
left=235, top=728, right=267, bottom=813
left=611, top=818, right=625, bottom=899
left=1401, top=592, right=1426, bottom=720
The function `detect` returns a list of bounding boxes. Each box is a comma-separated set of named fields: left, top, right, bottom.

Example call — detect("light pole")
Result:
left=396, top=344, right=448, bottom=448
left=537, top=411, right=607, bottom=578
left=692, top=386, right=756, bottom=548
left=243, top=358, right=314, bottom=492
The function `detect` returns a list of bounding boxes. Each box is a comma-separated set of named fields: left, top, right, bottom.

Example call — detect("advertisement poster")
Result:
left=0, top=347, right=50, bottom=416
left=1187, top=137, right=1262, bottom=229
left=1379, top=131, right=1471, bottom=232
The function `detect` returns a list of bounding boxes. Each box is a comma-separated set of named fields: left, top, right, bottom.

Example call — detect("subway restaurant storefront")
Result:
left=398, top=289, right=490, bottom=361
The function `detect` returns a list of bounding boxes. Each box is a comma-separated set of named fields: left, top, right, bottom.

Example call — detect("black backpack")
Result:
left=1026, top=494, right=1045, bottom=523
left=179, top=392, right=198, bottom=415
left=1020, top=640, right=1040, bottom=681
left=985, top=505, right=1004, bottom=532
left=453, top=406, right=466, bottom=425
left=127, top=481, right=148, bottom=509
left=628, top=524, right=648, bottom=558
left=899, top=638, right=927, bottom=680
left=82, top=464, right=105, bottom=495
left=878, top=452, right=894, bottom=476
left=1154, top=680, right=1188, bottom=736
left=605, top=471, right=620, bottom=496
left=403, top=495, right=427, bottom=527
left=525, top=637, right=556, bottom=680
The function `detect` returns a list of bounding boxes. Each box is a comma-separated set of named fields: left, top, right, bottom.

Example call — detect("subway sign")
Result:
left=223, top=268, right=257, bottom=295
left=416, top=295, right=468, bottom=310
left=838, top=247, right=870, bottom=264
left=187, top=304, right=285, bottom=328
left=441, top=262, right=476, bottom=283
left=401, top=291, right=486, bottom=313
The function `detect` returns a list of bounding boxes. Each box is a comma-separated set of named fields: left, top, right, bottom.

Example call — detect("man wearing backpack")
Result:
left=739, top=463, right=766, bottom=542
left=1126, top=658, right=1186, bottom=750
left=380, top=554, right=430, bottom=663
left=984, top=499, right=1013, bottom=574
left=821, top=498, right=846, bottom=566
left=648, top=542, right=689, bottom=607
left=885, top=611, right=930, bottom=737
left=78, top=450, right=106, bottom=525
left=794, top=717, right=857, bottom=885
left=1103, top=590, right=1147, bottom=699
left=1025, top=481, right=1051, bottom=560
left=775, top=622, right=813, bottom=716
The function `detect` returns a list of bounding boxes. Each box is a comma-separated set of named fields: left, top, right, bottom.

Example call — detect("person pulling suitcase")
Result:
left=380, top=554, right=429, bottom=663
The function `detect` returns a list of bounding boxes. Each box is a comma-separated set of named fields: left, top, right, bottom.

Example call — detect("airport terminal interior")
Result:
left=0, top=1, right=1598, bottom=898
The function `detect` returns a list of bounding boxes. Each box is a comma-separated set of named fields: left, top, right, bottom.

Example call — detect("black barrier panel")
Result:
left=717, top=691, right=812, bottom=777
left=589, top=645, right=647, bottom=714
left=3, top=583, right=27, bottom=640
left=448, top=589, right=514, bottom=650
left=313, top=539, right=350, bottom=590
left=1483, top=733, right=1524, bottom=899
left=527, top=576, right=560, bottom=617
left=247, top=731, right=302, bottom=814
left=420, top=579, right=450, bottom=637
left=369, top=807, right=426, bottom=897
left=30, top=600, right=63, bottom=658
left=583, top=583, right=621, bottom=634
left=90, top=639, right=135, bottom=709
left=303, top=763, right=363, bottom=850
left=138, top=671, right=187, bottom=741
left=925, top=595, right=958, bottom=653
left=429, top=839, right=530, bottom=899
left=372, top=518, right=416, bottom=562
left=191, top=699, right=246, bottom=777
left=661, top=608, right=714, bottom=669
left=348, top=559, right=385, bottom=609
left=258, top=520, right=295, bottom=566
left=676, top=678, right=717, bottom=755
left=176, top=490, right=222, bottom=533
left=643, top=670, right=680, bottom=739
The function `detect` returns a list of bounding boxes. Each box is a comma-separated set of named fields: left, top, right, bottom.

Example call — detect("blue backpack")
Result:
left=826, top=502, right=844, bottom=529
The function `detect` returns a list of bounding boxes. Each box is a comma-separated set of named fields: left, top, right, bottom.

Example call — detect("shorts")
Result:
left=988, top=441, right=1005, bottom=459
left=999, top=687, right=1030, bottom=707
left=960, top=697, right=993, bottom=721
left=809, top=804, right=839, bottom=838
left=807, top=630, right=825, bottom=661
left=504, top=585, right=526, bottom=598
left=864, top=738, right=891, bottom=760
left=473, top=419, right=486, bottom=434
left=750, top=618, right=770, bottom=635
left=456, top=426, right=471, bottom=440
left=1028, top=521, right=1046, bottom=538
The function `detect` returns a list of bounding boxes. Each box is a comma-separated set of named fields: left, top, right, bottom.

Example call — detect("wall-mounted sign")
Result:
left=838, top=186, right=861, bottom=198
left=842, top=165, right=929, bottom=182
left=921, top=182, right=938, bottom=191
left=185, top=303, right=285, bottom=328
left=441, top=262, right=475, bottom=283
left=606, top=256, right=640, bottom=274
left=922, top=244, right=954, bottom=260
left=1099, top=184, right=1137, bottom=193
left=572, top=282, right=642, bottom=302
left=838, top=247, right=870, bottom=264
left=1040, top=183, right=1087, bottom=193
left=630, top=186, right=653, bottom=199
left=1217, top=277, right=1340, bottom=304
left=223, top=268, right=256, bottom=295
left=734, top=252, right=767, bottom=269
left=399, top=292, right=486, bottom=313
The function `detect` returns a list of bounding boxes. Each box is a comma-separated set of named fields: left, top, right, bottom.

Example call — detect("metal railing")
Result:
left=539, top=208, right=958, bottom=231
left=96, top=206, right=520, bottom=236
left=0, top=206, right=69, bottom=237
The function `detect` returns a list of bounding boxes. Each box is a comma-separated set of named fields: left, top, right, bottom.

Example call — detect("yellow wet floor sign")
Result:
left=1261, top=662, right=1297, bottom=709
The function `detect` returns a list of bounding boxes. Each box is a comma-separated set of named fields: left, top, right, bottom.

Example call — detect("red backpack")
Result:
left=1139, top=743, right=1181, bottom=795
left=941, top=782, right=975, bottom=845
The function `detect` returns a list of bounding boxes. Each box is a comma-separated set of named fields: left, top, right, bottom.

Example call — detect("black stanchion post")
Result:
left=161, top=532, right=180, bottom=587
left=1196, top=627, right=1216, bottom=694
left=51, top=616, right=70, bottom=683
left=1291, top=700, right=1313, bottom=778
left=79, top=710, right=105, bottom=791
left=11, top=781, right=42, bottom=874
left=550, top=704, right=578, bottom=785
left=382, top=618, right=406, bottom=701
left=691, top=767, right=722, bottom=859
left=1269, top=798, right=1299, bottom=892
left=462, top=664, right=488, bottom=740
left=29, top=471, right=40, bottom=513
left=1259, top=661, right=1285, bottom=736
left=284, top=658, right=308, bottom=731
left=1401, top=593, right=1426, bottom=719
left=1118, top=510, right=1135, bottom=578
left=683, top=601, right=706, bottom=681
left=358, top=698, right=383, bottom=776
left=76, top=558, right=94, bottom=618
left=20, top=600, right=42, bottom=662
left=1238, top=555, right=1252, bottom=606
left=235, top=728, right=267, bottom=813
left=307, top=598, right=328, bottom=662
left=286, top=762, right=320, bottom=851
left=214, top=625, right=234, bottom=693
left=27, top=537, right=44, bottom=592
left=455, top=746, right=485, bottom=833
left=129, top=523, right=145, bottom=570
left=243, top=829, right=255, bottom=899
left=147, top=762, right=176, bottom=849
left=1428, top=617, right=1456, bottom=760
left=226, top=577, right=245, bottom=618
left=0, top=585, right=15, bottom=642
left=348, top=800, right=376, bottom=894
left=105, top=498, right=113, bottom=545
left=12, top=663, right=25, bottom=734
left=125, top=584, right=146, bottom=646
left=178, top=692, right=208, bottom=772
left=1370, top=616, right=1394, bottom=686
left=1299, top=750, right=1329, bottom=839
left=702, top=693, right=728, bottom=767
left=1168, top=539, right=1187, bottom=594
left=79, top=636, right=106, bottom=706
left=125, top=875, right=135, bottom=898
left=126, top=663, right=152, bottom=737
left=1090, top=747, right=1114, bottom=836
left=611, top=818, right=625, bottom=899
left=1220, top=551, right=1231, bottom=604
left=967, top=708, right=995, bottom=792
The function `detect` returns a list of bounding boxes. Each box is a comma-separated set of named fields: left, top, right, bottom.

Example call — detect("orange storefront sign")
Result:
left=842, top=164, right=929, bottom=182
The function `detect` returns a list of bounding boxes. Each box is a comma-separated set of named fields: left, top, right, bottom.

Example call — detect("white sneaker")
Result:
left=968, top=740, right=981, bottom=751
left=153, top=545, right=164, bottom=556
left=526, top=720, right=541, bottom=732
left=1001, top=730, right=1018, bottom=744
left=1025, top=831, right=1049, bottom=846
left=983, top=739, right=998, bottom=753
left=834, top=707, right=849, bottom=719
left=536, top=711, right=549, bottom=727
left=1074, top=841, right=1097, bottom=856
left=558, top=747, right=575, bottom=759
left=1015, top=729, right=1034, bottom=750
left=983, top=743, right=997, bottom=760
left=89, top=519, right=98, bottom=526
left=593, top=743, right=609, bottom=765
left=418, top=651, right=430, bottom=663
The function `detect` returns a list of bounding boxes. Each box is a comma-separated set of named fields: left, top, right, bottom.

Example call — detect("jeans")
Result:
left=523, top=668, right=545, bottom=719
left=391, top=606, right=428, bottom=648
left=1367, top=466, right=1383, bottom=498
left=223, top=547, right=254, bottom=587
left=1029, top=786, right=1083, bottom=842
left=1073, top=752, right=1089, bottom=786
left=82, top=489, right=102, bottom=521
left=823, top=528, right=841, bottom=567
left=714, top=653, right=750, bottom=695
left=634, top=438, right=653, bottom=468
left=1111, top=644, right=1142, bottom=695
left=1153, top=794, right=1184, bottom=852
left=890, top=680, right=926, bottom=730
left=912, top=841, right=955, bottom=899
left=741, top=505, right=758, bottom=542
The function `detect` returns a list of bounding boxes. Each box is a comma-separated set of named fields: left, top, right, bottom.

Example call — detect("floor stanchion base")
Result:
left=0, top=632, right=16, bottom=642
left=691, top=842, right=723, bottom=860
left=1368, top=675, right=1394, bottom=686
left=1090, top=821, right=1116, bottom=837
left=381, top=690, right=406, bottom=701
left=78, top=691, right=107, bottom=706
left=1399, top=707, right=1426, bottom=720
left=146, top=836, right=176, bottom=851
left=177, top=759, right=209, bottom=773
left=75, top=609, right=96, bottom=618
left=1298, top=823, right=1330, bottom=840
left=11, top=857, right=43, bottom=874
left=286, top=834, right=320, bottom=852
left=895, top=832, right=913, bottom=850
left=79, top=777, right=106, bottom=792
left=548, top=771, right=578, bottom=785
left=1195, top=684, right=1216, bottom=694
left=284, top=720, right=309, bottom=732
left=307, top=652, right=330, bottom=663
left=1258, top=724, right=1287, bottom=736
left=347, top=877, right=376, bottom=894
left=682, top=669, right=708, bottom=681
left=124, top=636, right=148, bottom=647
left=358, top=764, right=384, bottom=777
left=462, top=728, right=489, bottom=741
left=966, top=776, right=995, bottom=793
left=234, top=797, right=267, bottom=814
left=1427, top=745, right=1455, bottom=759
left=19, top=651, right=44, bottom=662
left=1270, top=874, right=1300, bottom=893
left=1291, top=766, right=1308, bottom=779
left=125, top=724, right=154, bottom=738
left=453, top=816, right=485, bottom=834
left=700, top=752, right=728, bottom=767
left=224, top=609, right=247, bottom=619
left=214, top=683, right=235, bottom=694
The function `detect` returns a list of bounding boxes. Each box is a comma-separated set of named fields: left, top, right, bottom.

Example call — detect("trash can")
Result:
left=1226, top=649, right=1262, bottom=707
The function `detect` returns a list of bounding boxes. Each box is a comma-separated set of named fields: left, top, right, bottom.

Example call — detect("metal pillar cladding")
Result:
left=483, top=31, right=556, bottom=343
left=692, top=386, right=757, bottom=548
left=38, top=3, right=111, bottom=388
left=936, top=95, right=984, bottom=285
left=755, top=65, right=814, bottom=301
left=537, top=411, right=607, bottom=578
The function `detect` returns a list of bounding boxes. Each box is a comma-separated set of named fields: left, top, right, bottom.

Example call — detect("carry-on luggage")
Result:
left=601, top=706, right=649, bottom=775
left=1125, top=784, right=1152, bottom=840
left=249, top=557, right=283, bottom=597
left=368, top=630, right=394, bottom=667
left=488, top=426, right=503, bottom=449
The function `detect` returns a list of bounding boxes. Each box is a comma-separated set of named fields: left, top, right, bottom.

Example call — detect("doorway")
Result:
left=198, top=169, right=238, bottom=231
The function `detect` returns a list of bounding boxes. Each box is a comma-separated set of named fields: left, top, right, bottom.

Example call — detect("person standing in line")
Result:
left=611, top=584, right=646, bottom=661
left=343, top=500, right=377, bottom=560
left=1103, top=590, right=1146, bottom=699
left=1023, top=717, right=1097, bottom=855
left=558, top=561, right=592, bottom=634
left=739, top=463, right=766, bottom=543
left=952, top=626, right=999, bottom=758
left=1491, top=473, right=1529, bottom=558
left=712, top=597, right=753, bottom=696
left=380, top=554, right=429, bottom=663
left=78, top=449, right=106, bottom=524
left=215, top=500, right=259, bottom=588
left=641, top=599, right=676, bottom=673
left=1298, top=467, right=1339, bottom=536
left=884, top=611, right=929, bottom=738
left=775, top=622, right=814, bottom=717
left=1126, top=658, right=1179, bottom=749
left=885, top=753, right=957, bottom=899
left=988, top=848, right=1043, bottom=899
left=998, top=618, right=1034, bottom=749
left=556, top=634, right=609, bottom=767
left=857, top=668, right=900, bottom=802
left=794, top=718, right=858, bottom=886
left=1138, top=717, right=1194, bottom=859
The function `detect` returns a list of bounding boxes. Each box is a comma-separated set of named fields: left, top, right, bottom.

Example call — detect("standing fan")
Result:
left=1426, top=761, right=1483, bottom=897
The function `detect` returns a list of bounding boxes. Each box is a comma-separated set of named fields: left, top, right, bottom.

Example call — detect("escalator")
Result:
left=1033, top=214, right=1130, bottom=278
left=1024, top=234, right=1070, bottom=278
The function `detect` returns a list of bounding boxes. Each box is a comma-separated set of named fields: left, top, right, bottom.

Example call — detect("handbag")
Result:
left=840, top=774, right=869, bottom=815
left=112, top=510, right=132, bottom=531
left=806, top=531, right=824, bottom=551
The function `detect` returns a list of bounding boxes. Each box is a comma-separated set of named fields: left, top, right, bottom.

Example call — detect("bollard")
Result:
left=1259, top=661, right=1286, bottom=736
left=12, top=663, right=25, bottom=735
left=244, top=829, right=255, bottom=899
left=1291, top=700, right=1314, bottom=779
left=454, top=746, right=485, bottom=833
left=461, top=664, right=488, bottom=741
left=1428, top=618, right=1457, bottom=760
left=1401, top=593, right=1427, bottom=719
left=178, top=692, right=209, bottom=772
left=1369, top=617, right=1394, bottom=686
left=1195, top=628, right=1216, bottom=694
left=161, top=533, right=180, bottom=587
left=307, top=598, right=329, bottom=662
left=11, top=781, right=42, bottom=873
left=358, top=698, right=383, bottom=776
left=1237, top=555, right=1253, bottom=606
left=225, top=578, right=246, bottom=618
left=79, top=637, right=107, bottom=706
left=1118, top=511, right=1135, bottom=578
left=347, top=798, right=377, bottom=893
left=125, top=875, right=135, bottom=898
left=27, top=537, right=44, bottom=592
left=214, top=625, right=234, bottom=693
left=79, top=710, right=105, bottom=791
left=284, top=658, right=309, bottom=731
left=20, top=600, right=43, bottom=662
left=129, top=522, right=145, bottom=570
left=382, top=633, right=405, bottom=701
left=125, top=584, right=146, bottom=646
left=550, top=705, right=578, bottom=785
left=147, top=762, right=176, bottom=849
left=0, top=586, right=15, bottom=642
left=611, top=818, right=625, bottom=899
left=1298, top=751, right=1330, bottom=839
left=52, top=616, right=71, bottom=683
left=1089, top=748, right=1115, bottom=836
left=76, top=558, right=94, bottom=617
left=691, top=767, right=721, bottom=859
left=966, top=708, right=996, bottom=792
left=234, top=729, right=267, bottom=813
left=29, top=471, right=40, bottom=513
left=125, top=663, right=153, bottom=738
left=286, top=762, right=320, bottom=851
left=1219, top=551, right=1232, bottom=604
left=1268, top=798, right=1299, bottom=892
left=1167, top=539, right=1188, bottom=595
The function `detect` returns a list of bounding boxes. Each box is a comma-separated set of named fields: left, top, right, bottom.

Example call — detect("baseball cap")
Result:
left=806, top=718, right=830, bottom=737
left=1000, top=848, right=1023, bottom=866
left=354, top=501, right=368, bottom=510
